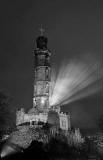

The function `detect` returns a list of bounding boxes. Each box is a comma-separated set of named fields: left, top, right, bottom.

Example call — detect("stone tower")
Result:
left=33, top=28, right=51, bottom=113
left=16, top=28, right=71, bottom=131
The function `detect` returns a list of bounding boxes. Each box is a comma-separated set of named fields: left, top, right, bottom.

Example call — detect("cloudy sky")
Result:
left=1, top=0, right=103, bottom=129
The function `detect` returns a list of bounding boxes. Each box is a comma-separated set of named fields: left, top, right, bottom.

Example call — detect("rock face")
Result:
left=7, top=126, right=48, bottom=149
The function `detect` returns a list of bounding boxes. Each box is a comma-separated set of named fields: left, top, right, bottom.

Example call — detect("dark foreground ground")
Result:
left=0, top=139, right=103, bottom=160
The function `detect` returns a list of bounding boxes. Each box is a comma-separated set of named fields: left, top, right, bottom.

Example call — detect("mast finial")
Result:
left=39, top=24, right=45, bottom=36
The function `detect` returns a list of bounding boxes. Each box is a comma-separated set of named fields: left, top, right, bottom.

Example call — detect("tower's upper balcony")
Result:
left=34, top=27, right=51, bottom=67
left=36, top=36, right=48, bottom=50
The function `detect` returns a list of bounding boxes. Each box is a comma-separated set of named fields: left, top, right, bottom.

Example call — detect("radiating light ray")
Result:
left=1, top=144, right=17, bottom=158
left=50, top=68, right=57, bottom=97
left=49, top=56, right=103, bottom=107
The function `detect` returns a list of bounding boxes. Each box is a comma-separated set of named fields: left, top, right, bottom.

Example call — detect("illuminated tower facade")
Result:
left=33, top=30, right=51, bottom=113
left=16, top=28, right=71, bottom=131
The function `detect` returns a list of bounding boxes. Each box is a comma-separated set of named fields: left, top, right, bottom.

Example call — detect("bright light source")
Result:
left=41, top=97, right=46, bottom=105
left=1, top=145, right=17, bottom=158
left=49, top=55, right=103, bottom=107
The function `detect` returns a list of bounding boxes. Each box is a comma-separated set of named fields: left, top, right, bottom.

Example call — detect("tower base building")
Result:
left=16, top=107, right=71, bottom=131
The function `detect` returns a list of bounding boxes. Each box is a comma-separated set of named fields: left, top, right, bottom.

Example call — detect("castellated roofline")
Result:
left=16, top=107, right=71, bottom=131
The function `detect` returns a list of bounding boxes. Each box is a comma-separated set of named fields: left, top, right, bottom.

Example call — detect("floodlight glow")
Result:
left=49, top=55, right=103, bottom=107
left=1, top=145, right=17, bottom=158
left=41, top=97, right=46, bottom=105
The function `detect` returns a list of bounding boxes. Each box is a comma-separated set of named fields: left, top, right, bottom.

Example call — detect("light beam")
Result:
left=49, top=55, right=103, bottom=107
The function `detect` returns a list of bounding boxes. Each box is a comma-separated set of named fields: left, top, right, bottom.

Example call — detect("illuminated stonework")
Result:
left=16, top=108, right=71, bottom=131
left=33, top=35, right=51, bottom=113
left=16, top=108, right=48, bottom=126
left=16, top=31, right=71, bottom=131
left=59, top=112, right=71, bottom=131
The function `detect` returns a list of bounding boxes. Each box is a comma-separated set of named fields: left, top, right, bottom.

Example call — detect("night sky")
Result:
left=1, top=1, right=103, bottom=130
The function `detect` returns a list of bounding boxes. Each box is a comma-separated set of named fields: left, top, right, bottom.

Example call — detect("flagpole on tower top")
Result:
left=39, top=24, right=45, bottom=36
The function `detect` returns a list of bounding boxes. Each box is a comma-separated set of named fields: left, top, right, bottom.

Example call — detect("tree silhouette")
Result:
left=0, top=91, right=16, bottom=132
